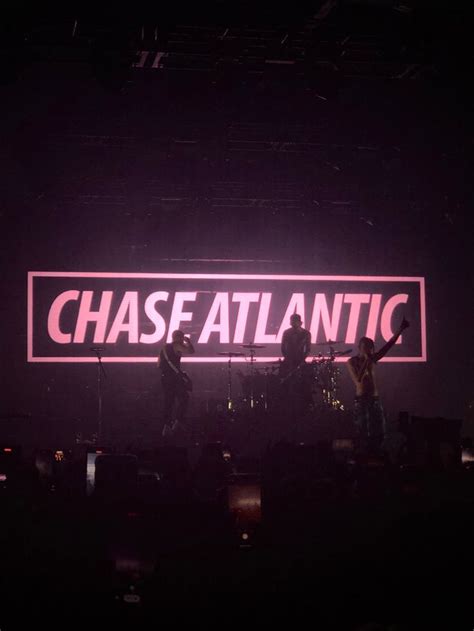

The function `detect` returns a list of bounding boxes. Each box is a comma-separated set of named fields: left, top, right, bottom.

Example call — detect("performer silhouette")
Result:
left=158, top=330, right=195, bottom=436
left=347, top=316, right=409, bottom=453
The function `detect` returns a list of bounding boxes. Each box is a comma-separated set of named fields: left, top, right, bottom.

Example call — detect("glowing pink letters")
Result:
left=46, top=289, right=412, bottom=346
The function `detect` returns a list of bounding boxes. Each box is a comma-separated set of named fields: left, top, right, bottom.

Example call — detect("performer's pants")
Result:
left=162, top=377, right=189, bottom=426
left=353, top=396, right=386, bottom=452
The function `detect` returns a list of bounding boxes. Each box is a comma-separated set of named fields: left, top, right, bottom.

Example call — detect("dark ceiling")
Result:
left=1, top=1, right=472, bottom=86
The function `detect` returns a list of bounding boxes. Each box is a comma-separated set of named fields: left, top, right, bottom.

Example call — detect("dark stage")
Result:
left=0, top=2, right=473, bottom=628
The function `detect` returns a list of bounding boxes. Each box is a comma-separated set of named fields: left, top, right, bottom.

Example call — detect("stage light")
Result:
left=461, top=448, right=474, bottom=464
left=54, top=450, right=65, bottom=462
left=227, top=474, right=262, bottom=547
left=332, top=438, right=355, bottom=464
left=34, top=448, right=71, bottom=491
left=123, top=591, right=141, bottom=605
left=333, top=438, right=354, bottom=452
left=86, top=451, right=102, bottom=496
left=0, top=450, right=18, bottom=487
left=0, top=446, right=21, bottom=474
left=199, top=442, right=233, bottom=469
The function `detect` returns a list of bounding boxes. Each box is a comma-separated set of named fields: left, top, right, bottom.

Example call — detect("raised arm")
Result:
left=373, top=317, right=409, bottom=362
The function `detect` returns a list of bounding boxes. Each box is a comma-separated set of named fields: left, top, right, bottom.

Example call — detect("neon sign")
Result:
left=27, top=272, right=427, bottom=363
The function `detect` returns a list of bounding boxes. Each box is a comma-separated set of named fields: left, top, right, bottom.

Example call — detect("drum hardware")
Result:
left=213, top=343, right=352, bottom=418
left=309, top=344, right=352, bottom=410
left=218, top=352, right=246, bottom=356
left=243, top=344, right=265, bottom=409
left=90, top=346, right=106, bottom=444
left=240, top=343, right=267, bottom=410
left=313, top=340, right=345, bottom=346
left=218, top=351, right=245, bottom=414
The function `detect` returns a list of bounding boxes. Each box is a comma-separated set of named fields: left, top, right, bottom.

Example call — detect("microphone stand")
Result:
left=91, top=347, right=107, bottom=444
left=249, top=347, right=256, bottom=410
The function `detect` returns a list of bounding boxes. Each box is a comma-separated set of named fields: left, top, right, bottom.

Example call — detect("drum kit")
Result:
left=217, top=340, right=352, bottom=417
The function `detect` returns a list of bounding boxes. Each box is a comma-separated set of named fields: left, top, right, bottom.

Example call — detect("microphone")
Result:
left=90, top=347, right=105, bottom=353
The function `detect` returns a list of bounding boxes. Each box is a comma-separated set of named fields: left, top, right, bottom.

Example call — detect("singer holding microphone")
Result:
left=347, top=316, right=410, bottom=454
left=158, top=330, right=195, bottom=437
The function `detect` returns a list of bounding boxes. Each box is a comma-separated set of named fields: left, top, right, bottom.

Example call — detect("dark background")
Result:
left=0, top=1, right=472, bottom=443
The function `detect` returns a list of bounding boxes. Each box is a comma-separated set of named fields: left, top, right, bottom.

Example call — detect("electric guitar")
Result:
left=178, top=370, right=193, bottom=392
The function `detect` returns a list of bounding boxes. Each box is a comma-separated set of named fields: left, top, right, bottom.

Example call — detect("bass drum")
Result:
left=239, top=372, right=281, bottom=410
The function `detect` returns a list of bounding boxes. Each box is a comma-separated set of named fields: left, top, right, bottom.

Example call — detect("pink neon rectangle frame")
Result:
left=27, top=272, right=427, bottom=363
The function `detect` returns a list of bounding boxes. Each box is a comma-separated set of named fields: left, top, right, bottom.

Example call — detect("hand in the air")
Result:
left=399, top=317, right=410, bottom=333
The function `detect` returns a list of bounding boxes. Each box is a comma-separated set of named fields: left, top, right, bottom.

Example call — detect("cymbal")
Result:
left=313, top=349, right=352, bottom=357
left=218, top=351, right=245, bottom=357
left=313, top=340, right=344, bottom=346
left=241, top=343, right=266, bottom=349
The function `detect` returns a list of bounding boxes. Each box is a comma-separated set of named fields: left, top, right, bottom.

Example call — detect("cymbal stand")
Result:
left=249, top=347, right=256, bottom=409
left=224, top=353, right=235, bottom=414
left=92, top=347, right=107, bottom=444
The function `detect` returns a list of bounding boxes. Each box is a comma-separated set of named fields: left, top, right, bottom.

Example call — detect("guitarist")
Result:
left=158, top=330, right=195, bottom=436
left=280, top=314, right=312, bottom=413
